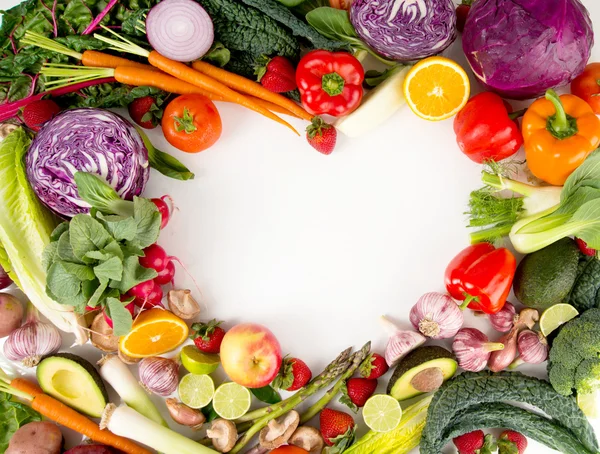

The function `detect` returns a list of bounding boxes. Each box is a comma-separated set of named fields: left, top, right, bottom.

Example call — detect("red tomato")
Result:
left=270, top=447, right=308, bottom=454
left=162, top=94, right=222, bottom=153
left=571, top=63, right=600, bottom=115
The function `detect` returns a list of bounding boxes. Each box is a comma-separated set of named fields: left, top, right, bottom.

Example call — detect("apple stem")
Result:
left=229, top=343, right=370, bottom=454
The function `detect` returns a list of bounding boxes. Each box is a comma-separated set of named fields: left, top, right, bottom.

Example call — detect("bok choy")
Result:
left=0, top=128, right=87, bottom=343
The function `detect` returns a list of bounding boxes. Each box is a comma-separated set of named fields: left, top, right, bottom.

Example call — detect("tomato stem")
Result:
left=173, top=107, right=197, bottom=134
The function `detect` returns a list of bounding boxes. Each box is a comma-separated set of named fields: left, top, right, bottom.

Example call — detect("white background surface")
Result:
left=1, top=0, right=600, bottom=452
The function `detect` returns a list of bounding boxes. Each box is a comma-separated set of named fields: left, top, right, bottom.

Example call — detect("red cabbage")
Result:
left=26, top=108, right=149, bottom=218
left=463, top=0, right=594, bottom=100
left=350, top=0, right=457, bottom=61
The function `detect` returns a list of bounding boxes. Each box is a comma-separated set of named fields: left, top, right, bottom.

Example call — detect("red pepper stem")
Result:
left=321, top=72, right=345, bottom=97
left=459, top=295, right=478, bottom=311
left=545, top=89, right=578, bottom=139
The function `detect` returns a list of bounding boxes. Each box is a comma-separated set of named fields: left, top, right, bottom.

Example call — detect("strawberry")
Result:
left=306, top=117, right=337, bottom=155
left=319, top=408, right=355, bottom=452
left=360, top=353, right=389, bottom=379
left=272, top=357, right=312, bottom=391
left=189, top=319, right=226, bottom=353
left=256, top=56, right=297, bottom=93
left=576, top=237, right=596, bottom=256
left=498, top=431, right=527, bottom=454
left=340, top=378, right=377, bottom=411
left=128, top=96, right=163, bottom=129
left=22, top=99, right=61, bottom=132
left=456, top=1, right=472, bottom=33
left=453, top=431, right=497, bottom=454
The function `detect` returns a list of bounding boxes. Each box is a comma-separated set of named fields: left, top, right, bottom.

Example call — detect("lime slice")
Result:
left=181, top=345, right=220, bottom=375
left=178, top=374, right=215, bottom=409
left=540, top=304, right=579, bottom=337
left=212, top=382, right=252, bottom=420
left=362, top=394, right=403, bottom=433
left=578, top=390, right=600, bottom=419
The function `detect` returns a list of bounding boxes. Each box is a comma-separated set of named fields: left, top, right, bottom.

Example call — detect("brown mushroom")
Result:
left=289, top=426, right=325, bottom=454
left=258, top=410, right=300, bottom=450
left=90, top=312, right=119, bottom=352
left=0, top=123, right=18, bottom=142
left=167, top=289, right=201, bottom=320
left=207, top=419, right=237, bottom=453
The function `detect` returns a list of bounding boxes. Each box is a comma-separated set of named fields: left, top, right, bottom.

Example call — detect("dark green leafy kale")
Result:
left=443, top=403, right=595, bottom=454
left=569, top=256, right=600, bottom=312
left=420, top=370, right=598, bottom=454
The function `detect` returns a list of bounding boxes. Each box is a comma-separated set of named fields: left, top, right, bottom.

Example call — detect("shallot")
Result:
left=509, top=330, right=548, bottom=369
left=489, top=301, right=516, bottom=332
left=138, top=356, right=179, bottom=396
left=0, top=293, right=23, bottom=338
left=166, top=398, right=206, bottom=430
left=409, top=292, right=464, bottom=339
left=380, top=315, right=426, bottom=367
left=488, top=308, right=539, bottom=372
left=452, top=328, right=504, bottom=372
left=3, top=303, right=61, bottom=367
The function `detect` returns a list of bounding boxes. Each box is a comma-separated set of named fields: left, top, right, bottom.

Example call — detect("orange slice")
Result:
left=119, top=308, right=189, bottom=358
left=403, top=56, right=470, bottom=121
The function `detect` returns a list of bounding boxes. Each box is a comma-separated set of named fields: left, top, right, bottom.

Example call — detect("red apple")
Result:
left=220, top=323, right=282, bottom=388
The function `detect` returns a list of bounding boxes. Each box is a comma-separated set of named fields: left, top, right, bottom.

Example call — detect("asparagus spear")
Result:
left=230, top=343, right=370, bottom=454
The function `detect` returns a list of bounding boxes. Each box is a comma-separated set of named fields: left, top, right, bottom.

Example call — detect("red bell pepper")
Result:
left=444, top=243, right=516, bottom=314
left=296, top=50, right=364, bottom=117
left=453, top=92, right=524, bottom=163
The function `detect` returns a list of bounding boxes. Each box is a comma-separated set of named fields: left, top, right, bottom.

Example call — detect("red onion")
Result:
left=0, top=264, right=13, bottom=290
left=146, top=0, right=214, bottom=62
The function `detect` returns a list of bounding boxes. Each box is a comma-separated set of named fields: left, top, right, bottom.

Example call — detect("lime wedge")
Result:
left=362, top=394, right=403, bottom=433
left=178, top=374, right=215, bottom=409
left=540, top=304, right=579, bottom=337
left=578, top=390, right=600, bottom=419
left=181, top=345, right=220, bottom=375
left=212, top=382, right=252, bottom=420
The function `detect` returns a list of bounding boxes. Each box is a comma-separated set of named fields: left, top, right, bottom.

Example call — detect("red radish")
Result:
left=103, top=301, right=135, bottom=328
left=139, top=244, right=170, bottom=272
left=155, top=260, right=176, bottom=286
left=145, top=281, right=164, bottom=308
left=128, top=280, right=155, bottom=302
left=151, top=196, right=173, bottom=229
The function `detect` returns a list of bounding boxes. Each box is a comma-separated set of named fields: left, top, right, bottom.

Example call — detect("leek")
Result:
left=0, top=128, right=87, bottom=343
left=101, top=404, right=216, bottom=454
left=98, top=355, right=167, bottom=427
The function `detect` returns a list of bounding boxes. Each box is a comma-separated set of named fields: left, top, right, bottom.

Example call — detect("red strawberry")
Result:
left=272, top=357, right=312, bottom=391
left=360, top=353, right=389, bottom=379
left=576, top=238, right=596, bottom=256
left=456, top=1, right=472, bottom=33
left=22, top=99, right=61, bottom=132
left=256, top=56, right=297, bottom=93
left=453, top=430, right=497, bottom=454
left=190, top=319, right=226, bottom=353
left=319, top=408, right=355, bottom=451
left=340, top=378, right=377, bottom=411
left=306, top=117, right=337, bottom=155
left=128, top=96, right=163, bottom=129
left=498, top=431, right=527, bottom=454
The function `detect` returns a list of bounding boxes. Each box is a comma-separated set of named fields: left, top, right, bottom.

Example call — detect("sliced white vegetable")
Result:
left=335, top=67, right=409, bottom=138
left=98, top=355, right=167, bottom=427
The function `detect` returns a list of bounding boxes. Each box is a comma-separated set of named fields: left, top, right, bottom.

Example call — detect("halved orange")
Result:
left=403, top=56, right=470, bottom=121
left=119, top=308, right=189, bottom=358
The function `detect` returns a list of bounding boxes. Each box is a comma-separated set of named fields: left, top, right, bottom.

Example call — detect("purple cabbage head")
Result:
left=350, top=0, right=457, bottom=61
left=463, top=0, right=594, bottom=99
left=27, top=108, right=149, bottom=218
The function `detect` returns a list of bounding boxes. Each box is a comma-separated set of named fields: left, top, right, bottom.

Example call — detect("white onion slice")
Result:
left=146, top=0, right=214, bottom=62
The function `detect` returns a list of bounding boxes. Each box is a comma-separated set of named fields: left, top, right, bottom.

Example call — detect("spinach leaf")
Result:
left=305, top=7, right=357, bottom=41
left=0, top=392, right=42, bottom=453
left=148, top=147, right=195, bottom=181
left=250, top=386, right=282, bottom=404
left=443, top=403, right=594, bottom=454
left=421, top=371, right=598, bottom=454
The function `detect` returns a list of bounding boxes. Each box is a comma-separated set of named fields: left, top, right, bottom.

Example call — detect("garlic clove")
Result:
left=166, top=398, right=206, bottom=430
left=138, top=356, right=179, bottom=396
left=380, top=316, right=426, bottom=367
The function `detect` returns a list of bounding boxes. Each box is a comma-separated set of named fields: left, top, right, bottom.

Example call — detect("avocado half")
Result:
left=387, top=346, right=457, bottom=401
left=37, top=353, right=108, bottom=418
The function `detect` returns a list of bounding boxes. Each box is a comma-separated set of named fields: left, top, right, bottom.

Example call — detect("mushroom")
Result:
left=167, top=289, right=201, bottom=320
left=258, top=410, right=300, bottom=450
left=118, top=347, right=141, bottom=365
left=289, top=426, right=325, bottom=454
left=0, top=123, right=18, bottom=141
left=207, top=419, right=237, bottom=453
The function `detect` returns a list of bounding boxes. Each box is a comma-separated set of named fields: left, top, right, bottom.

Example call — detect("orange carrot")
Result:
left=192, top=60, right=313, bottom=121
left=113, top=66, right=299, bottom=118
left=147, top=51, right=299, bottom=134
left=10, top=377, right=44, bottom=397
left=81, top=51, right=157, bottom=71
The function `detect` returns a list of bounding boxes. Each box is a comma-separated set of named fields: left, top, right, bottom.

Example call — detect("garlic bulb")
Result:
left=452, top=327, right=504, bottom=372
left=409, top=292, right=464, bottom=339
left=380, top=316, right=426, bottom=367
left=138, top=356, right=179, bottom=396
left=510, top=330, right=548, bottom=369
left=3, top=303, right=61, bottom=367
left=489, top=302, right=516, bottom=332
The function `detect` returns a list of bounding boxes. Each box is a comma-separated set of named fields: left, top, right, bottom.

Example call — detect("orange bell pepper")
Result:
left=522, top=89, right=600, bottom=185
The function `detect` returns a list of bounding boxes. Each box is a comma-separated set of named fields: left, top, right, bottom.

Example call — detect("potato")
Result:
left=6, top=421, right=63, bottom=454
left=64, top=445, right=117, bottom=454
left=0, top=293, right=23, bottom=338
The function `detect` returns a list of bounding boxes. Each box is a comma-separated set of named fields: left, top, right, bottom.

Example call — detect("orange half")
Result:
left=403, top=56, right=470, bottom=121
left=119, top=308, right=189, bottom=358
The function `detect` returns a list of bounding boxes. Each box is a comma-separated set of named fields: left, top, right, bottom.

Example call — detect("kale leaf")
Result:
left=569, top=256, right=600, bottom=312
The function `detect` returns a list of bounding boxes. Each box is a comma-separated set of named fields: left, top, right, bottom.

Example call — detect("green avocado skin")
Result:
left=513, top=238, right=580, bottom=310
